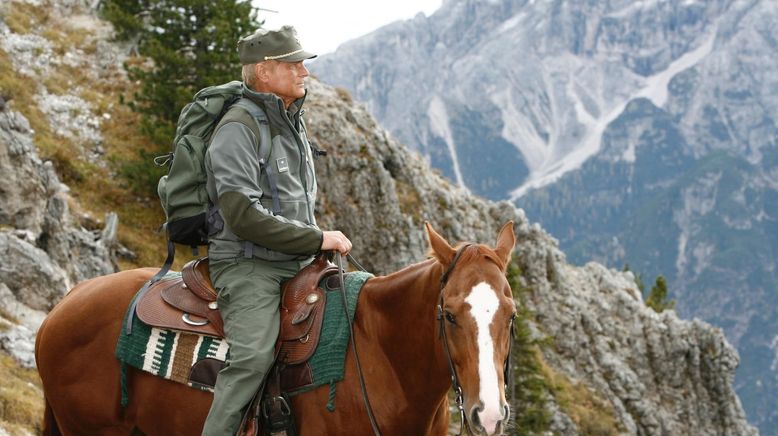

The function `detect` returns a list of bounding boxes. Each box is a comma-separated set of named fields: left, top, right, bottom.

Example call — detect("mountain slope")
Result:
left=310, top=0, right=778, bottom=431
left=0, top=0, right=758, bottom=433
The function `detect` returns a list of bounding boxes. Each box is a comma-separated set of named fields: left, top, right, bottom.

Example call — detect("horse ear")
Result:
left=425, top=221, right=456, bottom=265
left=494, top=221, right=516, bottom=270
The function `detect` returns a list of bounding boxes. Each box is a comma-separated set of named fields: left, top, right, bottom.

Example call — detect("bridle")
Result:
left=436, top=244, right=516, bottom=436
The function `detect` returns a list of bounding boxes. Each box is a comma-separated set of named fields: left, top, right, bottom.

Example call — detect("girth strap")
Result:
left=125, top=239, right=176, bottom=335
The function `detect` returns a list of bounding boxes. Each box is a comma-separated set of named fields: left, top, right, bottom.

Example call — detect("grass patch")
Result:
left=335, top=87, right=353, bottom=103
left=539, top=359, right=621, bottom=435
left=1, top=1, right=48, bottom=34
left=0, top=352, right=43, bottom=435
left=0, top=9, right=182, bottom=270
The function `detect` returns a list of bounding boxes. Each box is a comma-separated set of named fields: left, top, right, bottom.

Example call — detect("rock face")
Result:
left=520, top=257, right=753, bottom=435
left=0, top=2, right=120, bottom=365
left=310, top=0, right=778, bottom=431
left=0, top=0, right=757, bottom=434
left=0, top=105, right=119, bottom=365
left=303, top=79, right=756, bottom=435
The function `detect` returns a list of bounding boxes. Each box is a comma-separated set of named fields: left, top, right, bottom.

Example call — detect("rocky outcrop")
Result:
left=310, top=1, right=778, bottom=430
left=303, top=79, right=756, bottom=435
left=0, top=84, right=118, bottom=366
left=518, top=256, right=754, bottom=435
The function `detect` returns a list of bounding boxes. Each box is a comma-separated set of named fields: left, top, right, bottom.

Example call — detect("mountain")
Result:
left=0, top=0, right=758, bottom=434
left=309, top=0, right=778, bottom=431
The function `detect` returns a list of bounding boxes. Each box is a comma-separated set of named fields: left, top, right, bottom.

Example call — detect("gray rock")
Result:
left=0, top=110, right=49, bottom=235
left=305, top=78, right=756, bottom=435
left=0, top=232, right=70, bottom=311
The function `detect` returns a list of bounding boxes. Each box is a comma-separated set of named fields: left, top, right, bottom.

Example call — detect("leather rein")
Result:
left=335, top=245, right=516, bottom=436
left=436, top=244, right=516, bottom=436
left=335, top=253, right=382, bottom=436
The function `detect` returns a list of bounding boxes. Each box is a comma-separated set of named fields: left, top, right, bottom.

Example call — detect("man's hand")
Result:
left=321, top=231, right=352, bottom=255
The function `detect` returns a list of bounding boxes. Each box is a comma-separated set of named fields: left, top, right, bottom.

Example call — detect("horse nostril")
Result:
left=502, top=403, right=511, bottom=421
left=469, top=404, right=484, bottom=430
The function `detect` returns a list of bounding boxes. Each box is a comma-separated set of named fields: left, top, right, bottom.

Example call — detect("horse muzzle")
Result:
left=468, top=401, right=510, bottom=435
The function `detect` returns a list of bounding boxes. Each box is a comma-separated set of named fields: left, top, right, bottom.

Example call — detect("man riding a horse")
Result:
left=35, top=25, right=519, bottom=436
left=201, top=25, right=352, bottom=435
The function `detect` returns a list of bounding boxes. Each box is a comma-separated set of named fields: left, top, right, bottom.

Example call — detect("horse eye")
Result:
left=445, top=311, right=457, bottom=325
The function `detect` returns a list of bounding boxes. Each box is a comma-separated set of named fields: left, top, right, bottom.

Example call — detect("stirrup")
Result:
left=261, top=393, right=297, bottom=436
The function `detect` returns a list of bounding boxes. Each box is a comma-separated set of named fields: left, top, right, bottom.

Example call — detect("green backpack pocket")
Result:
left=159, top=134, right=210, bottom=246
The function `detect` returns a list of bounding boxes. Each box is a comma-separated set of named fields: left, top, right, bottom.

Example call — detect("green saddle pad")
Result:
left=115, top=270, right=372, bottom=408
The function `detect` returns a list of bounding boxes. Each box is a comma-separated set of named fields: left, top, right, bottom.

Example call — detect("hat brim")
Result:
left=277, top=50, right=317, bottom=62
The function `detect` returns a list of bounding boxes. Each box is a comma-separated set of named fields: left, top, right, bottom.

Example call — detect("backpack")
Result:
left=126, top=82, right=272, bottom=334
left=157, top=80, right=272, bottom=249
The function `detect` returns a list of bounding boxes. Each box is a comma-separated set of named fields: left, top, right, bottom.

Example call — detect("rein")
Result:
left=335, top=253, right=382, bottom=436
left=436, top=245, right=516, bottom=435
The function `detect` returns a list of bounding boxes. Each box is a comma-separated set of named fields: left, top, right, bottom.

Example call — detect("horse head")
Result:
left=426, top=221, right=517, bottom=436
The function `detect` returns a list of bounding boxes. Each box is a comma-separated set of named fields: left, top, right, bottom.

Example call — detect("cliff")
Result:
left=309, top=2, right=778, bottom=429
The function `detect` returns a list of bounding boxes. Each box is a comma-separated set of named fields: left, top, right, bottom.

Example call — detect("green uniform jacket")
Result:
left=205, top=84, right=322, bottom=261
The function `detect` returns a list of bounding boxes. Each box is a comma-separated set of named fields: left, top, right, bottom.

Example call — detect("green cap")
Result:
left=238, top=25, right=317, bottom=65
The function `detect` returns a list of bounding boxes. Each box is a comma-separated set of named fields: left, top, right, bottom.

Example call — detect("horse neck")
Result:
left=360, top=259, right=451, bottom=395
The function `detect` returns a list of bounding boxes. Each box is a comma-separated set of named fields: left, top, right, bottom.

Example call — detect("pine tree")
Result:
left=623, top=263, right=646, bottom=295
left=101, top=0, right=260, bottom=194
left=645, top=275, right=676, bottom=313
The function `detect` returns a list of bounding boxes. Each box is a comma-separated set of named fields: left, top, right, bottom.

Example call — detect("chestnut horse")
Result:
left=36, top=221, right=517, bottom=435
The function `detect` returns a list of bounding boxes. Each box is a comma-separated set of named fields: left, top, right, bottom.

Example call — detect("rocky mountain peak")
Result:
left=310, top=0, right=777, bottom=431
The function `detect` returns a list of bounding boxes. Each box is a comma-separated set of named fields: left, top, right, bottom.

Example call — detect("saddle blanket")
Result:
left=115, top=270, right=371, bottom=405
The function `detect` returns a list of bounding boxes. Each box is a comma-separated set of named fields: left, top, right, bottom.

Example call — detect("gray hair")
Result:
left=242, top=63, right=258, bottom=88
left=242, top=61, right=278, bottom=89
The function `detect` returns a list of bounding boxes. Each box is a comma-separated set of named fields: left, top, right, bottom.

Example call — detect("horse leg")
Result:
left=42, top=398, right=62, bottom=436
left=427, top=397, right=451, bottom=435
left=36, top=270, right=155, bottom=435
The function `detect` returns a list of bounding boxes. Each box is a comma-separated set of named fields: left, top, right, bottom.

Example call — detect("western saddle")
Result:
left=134, top=253, right=350, bottom=435
left=136, top=253, right=340, bottom=366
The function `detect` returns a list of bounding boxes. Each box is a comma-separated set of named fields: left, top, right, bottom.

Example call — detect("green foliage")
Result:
left=507, top=261, right=621, bottom=434
left=624, top=266, right=675, bottom=313
left=645, top=275, right=676, bottom=313
left=506, top=261, right=553, bottom=433
left=100, top=0, right=261, bottom=195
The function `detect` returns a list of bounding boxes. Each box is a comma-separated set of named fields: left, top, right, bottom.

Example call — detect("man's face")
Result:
left=263, top=61, right=309, bottom=105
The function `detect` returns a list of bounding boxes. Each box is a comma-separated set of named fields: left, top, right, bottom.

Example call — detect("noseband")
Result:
left=436, top=245, right=516, bottom=435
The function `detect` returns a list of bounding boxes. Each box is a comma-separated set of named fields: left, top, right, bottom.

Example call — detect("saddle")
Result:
left=136, top=254, right=343, bottom=436
left=135, top=254, right=340, bottom=365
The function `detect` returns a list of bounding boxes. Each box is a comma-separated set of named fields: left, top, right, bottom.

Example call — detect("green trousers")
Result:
left=202, top=256, right=310, bottom=436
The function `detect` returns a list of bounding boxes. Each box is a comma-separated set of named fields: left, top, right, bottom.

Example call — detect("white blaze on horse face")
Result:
left=465, top=281, right=502, bottom=434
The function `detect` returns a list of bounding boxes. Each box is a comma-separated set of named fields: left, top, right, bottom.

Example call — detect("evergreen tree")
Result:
left=506, top=261, right=552, bottom=432
left=645, top=275, right=676, bottom=313
left=623, top=263, right=646, bottom=295
left=101, top=0, right=260, bottom=194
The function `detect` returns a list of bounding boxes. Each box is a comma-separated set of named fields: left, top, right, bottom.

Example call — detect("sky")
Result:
left=256, top=0, right=443, bottom=57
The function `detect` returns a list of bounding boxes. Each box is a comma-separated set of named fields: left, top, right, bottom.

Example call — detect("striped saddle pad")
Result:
left=115, top=271, right=371, bottom=406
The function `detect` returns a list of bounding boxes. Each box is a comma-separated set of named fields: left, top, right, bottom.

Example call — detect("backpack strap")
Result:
left=231, top=100, right=282, bottom=216
left=218, top=99, right=282, bottom=216
left=217, top=99, right=282, bottom=259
